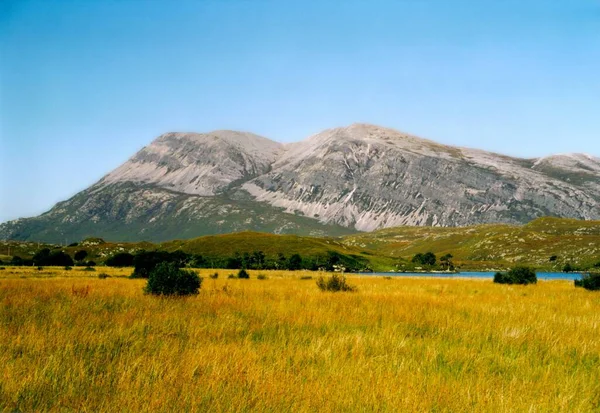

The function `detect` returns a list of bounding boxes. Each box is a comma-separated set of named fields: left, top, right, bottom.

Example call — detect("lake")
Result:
left=363, top=271, right=584, bottom=280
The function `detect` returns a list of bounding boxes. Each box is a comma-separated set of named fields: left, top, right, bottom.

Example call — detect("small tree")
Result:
left=440, top=253, right=453, bottom=270
left=144, top=262, right=201, bottom=296
left=494, top=266, right=537, bottom=285
left=237, top=268, right=250, bottom=279
left=412, top=252, right=436, bottom=266
left=74, top=250, right=88, bottom=262
left=574, top=273, right=600, bottom=291
left=105, top=252, right=134, bottom=267
left=288, top=254, right=303, bottom=270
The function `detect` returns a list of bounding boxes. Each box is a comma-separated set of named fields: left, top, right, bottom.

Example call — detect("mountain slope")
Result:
left=101, top=131, right=283, bottom=196
left=0, top=183, right=355, bottom=243
left=342, top=217, right=600, bottom=270
left=1, top=124, right=599, bottom=243
left=244, top=124, right=600, bottom=230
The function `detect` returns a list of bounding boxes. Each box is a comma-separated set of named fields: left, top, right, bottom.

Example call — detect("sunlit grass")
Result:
left=1, top=266, right=599, bottom=411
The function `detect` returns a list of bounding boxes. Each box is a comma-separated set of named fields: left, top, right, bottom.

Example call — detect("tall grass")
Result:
left=1, top=267, right=599, bottom=411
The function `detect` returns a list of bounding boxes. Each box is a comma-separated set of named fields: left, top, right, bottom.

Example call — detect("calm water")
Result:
left=363, top=271, right=584, bottom=281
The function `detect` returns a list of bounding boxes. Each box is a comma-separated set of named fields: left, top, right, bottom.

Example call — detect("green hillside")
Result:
left=1, top=217, right=599, bottom=272
left=343, top=217, right=600, bottom=270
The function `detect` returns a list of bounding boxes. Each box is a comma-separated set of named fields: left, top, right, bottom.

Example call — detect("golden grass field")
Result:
left=1, top=266, right=599, bottom=412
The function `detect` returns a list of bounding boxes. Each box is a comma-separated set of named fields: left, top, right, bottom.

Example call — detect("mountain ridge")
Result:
left=1, top=123, right=599, bottom=243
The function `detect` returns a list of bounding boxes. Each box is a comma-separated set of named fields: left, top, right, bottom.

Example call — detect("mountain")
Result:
left=244, top=124, right=600, bottom=230
left=1, top=124, right=599, bottom=243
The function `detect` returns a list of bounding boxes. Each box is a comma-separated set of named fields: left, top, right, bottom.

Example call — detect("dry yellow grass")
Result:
left=1, top=266, right=599, bottom=412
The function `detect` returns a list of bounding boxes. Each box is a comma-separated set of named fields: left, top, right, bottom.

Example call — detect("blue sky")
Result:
left=1, top=0, right=599, bottom=223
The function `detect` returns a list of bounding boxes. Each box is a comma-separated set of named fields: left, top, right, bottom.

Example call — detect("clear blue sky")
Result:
left=1, top=0, right=599, bottom=223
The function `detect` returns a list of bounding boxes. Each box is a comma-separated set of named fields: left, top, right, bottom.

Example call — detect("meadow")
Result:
left=1, top=266, right=599, bottom=412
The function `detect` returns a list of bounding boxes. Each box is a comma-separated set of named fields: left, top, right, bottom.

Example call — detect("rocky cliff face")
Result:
left=101, top=131, right=283, bottom=196
left=1, top=124, right=599, bottom=242
left=245, top=124, right=600, bottom=230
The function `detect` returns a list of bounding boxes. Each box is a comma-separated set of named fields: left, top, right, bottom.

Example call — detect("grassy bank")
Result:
left=1, top=267, right=599, bottom=411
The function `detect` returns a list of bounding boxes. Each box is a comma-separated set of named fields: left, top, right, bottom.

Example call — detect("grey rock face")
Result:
left=1, top=124, right=598, bottom=242
left=101, top=131, right=283, bottom=196
left=244, top=124, right=600, bottom=230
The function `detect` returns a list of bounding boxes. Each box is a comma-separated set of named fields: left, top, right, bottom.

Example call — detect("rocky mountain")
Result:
left=1, top=124, right=599, bottom=243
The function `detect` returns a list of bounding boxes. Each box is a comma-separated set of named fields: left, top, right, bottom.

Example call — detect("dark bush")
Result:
left=316, top=274, right=356, bottom=292
left=98, top=273, right=110, bottom=279
left=64, top=266, right=72, bottom=271
left=209, top=272, right=219, bottom=279
left=83, top=266, right=96, bottom=272
left=237, top=269, right=250, bottom=279
left=563, top=262, right=576, bottom=272
left=227, top=274, right=235, bottom=279
left=105, top=252, right=135, bottom=267
left=574, top=273, right=600, bottom=290
left=300, top=276, right=312, bottom=280
left=86, top=260, right=97, bottom=267
left=10, top=256, right=33, bottom=266
left=33, top=249, right=74, bottom=266
left=494, top=266, right=537, bottom=285
left=287, top=254, right=303, bottom=270
left=144, top=262, right=201, bottom=296
left=257, top=273, right=267, bottom=280
left=132, top=251, right=187, bottom=278
left=411, top=252, right=437, bottom=266
left=68, top=242, right=79, bottom=247
left=74, top=250, right=88, bottom=262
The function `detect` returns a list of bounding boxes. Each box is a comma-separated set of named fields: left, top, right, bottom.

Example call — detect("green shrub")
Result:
left=83, top=266, right=96, bottom=272
left=494, top=266, right=537, bottom=285
left=132, top=251, right=194, bottom=278
left=74, top=250, right=88, bottom=262
left=411, top=252, right=437, bottom=266
left=209, top=272, right=219, bottom=279
left=37, top=266, right=43, bottom=271
left=237, top=269, right=250, bottom=279
left=574, top=273, right=600, bottom=290
left=316, top=274, right=356, bottom=292
left=105, top=252, right=134, bottom=267
left=98, top=273, right=110, bottom=279
left=257, top=273, right=267, bottom=280
left=0, top=267, right=5, bottom=270
left=144, top=262, right=201, bottom=296
left=64, top=266, right=72, bottom=271
left=33, top=249, right=74, bottom=267
left=563, top=262, right=576, bottom=272
left=299, top=276, right=312, bottom=280
left=227, top=274, right=235, bottom=279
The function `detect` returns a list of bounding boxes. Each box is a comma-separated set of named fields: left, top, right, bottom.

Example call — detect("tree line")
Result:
left=128, top=249, right=371, bottom=278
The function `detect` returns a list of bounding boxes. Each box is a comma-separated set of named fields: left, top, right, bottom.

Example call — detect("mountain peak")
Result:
left=100, top=129, right=282, bottom=196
